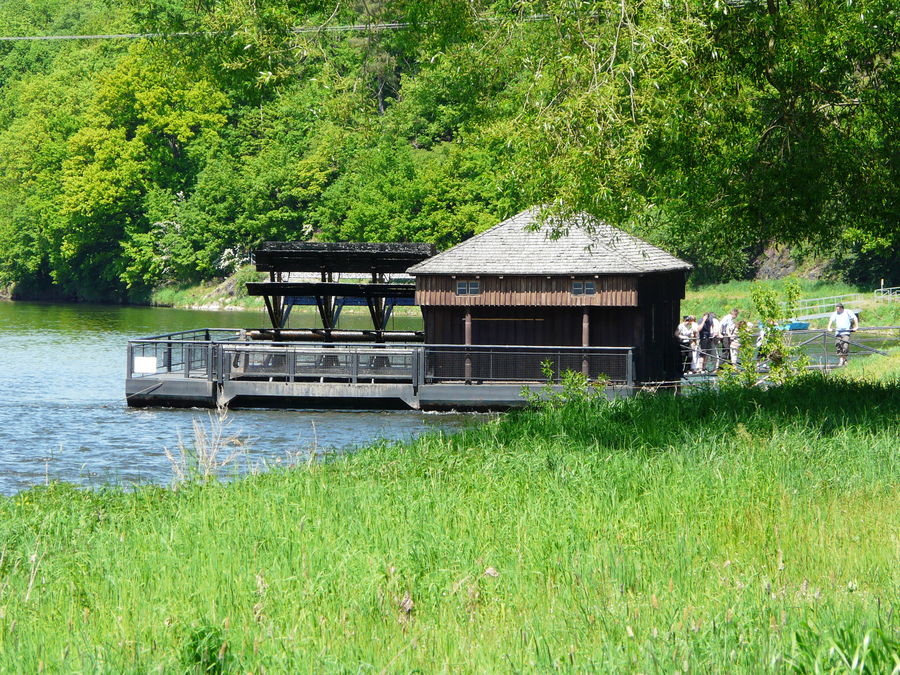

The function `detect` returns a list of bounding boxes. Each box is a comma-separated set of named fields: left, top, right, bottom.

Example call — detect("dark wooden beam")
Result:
left=252, top=242, right=435, bottom=274
left=246, top=282, right=416, bottom=299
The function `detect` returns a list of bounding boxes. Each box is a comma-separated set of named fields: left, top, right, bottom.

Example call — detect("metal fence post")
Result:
left=418, top=346, right=426, bottom=385
left=289, top=349, right=296, bottom=383
left=351, top=350, right=358, bottom=384
left=206, top=344, right=214, bottom=381
left=464, top=349, right=472, bottom=384
left=410, top=349, right=419, bottom=388
left=184, top=346, right=191, bottom=379
left=625, top=349, right=634, bottom=387
left=126, top=343, right=134, bottom=378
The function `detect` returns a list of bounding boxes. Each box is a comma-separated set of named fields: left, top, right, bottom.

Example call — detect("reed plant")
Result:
left=1, top=375, right=898, bottom=672
left=163, top=408, right=245, bottom=486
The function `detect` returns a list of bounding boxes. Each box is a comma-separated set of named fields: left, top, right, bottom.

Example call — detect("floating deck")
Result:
left=126, top=329, right=636, bottom=410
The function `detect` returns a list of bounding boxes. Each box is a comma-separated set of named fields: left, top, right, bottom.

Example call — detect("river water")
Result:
left=0, top=301, right=471, bottom=495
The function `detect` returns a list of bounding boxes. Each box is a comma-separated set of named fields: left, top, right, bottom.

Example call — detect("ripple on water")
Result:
left=0, top=301, right=475, bottom=495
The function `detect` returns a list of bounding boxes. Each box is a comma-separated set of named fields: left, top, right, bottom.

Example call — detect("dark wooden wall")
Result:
left=420, top=270, right=687, bottom=382
left=636, top=271, right=687, bottom=381
left=424, top=307, right=647, bottom=347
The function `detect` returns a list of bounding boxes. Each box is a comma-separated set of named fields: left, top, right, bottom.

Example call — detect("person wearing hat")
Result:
left=826, top=303, right=858, bottom=367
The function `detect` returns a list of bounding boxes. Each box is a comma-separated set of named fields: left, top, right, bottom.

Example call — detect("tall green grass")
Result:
left=1, top=376, right=899, bottom=672
left=838, top=346, right=900, bottom=382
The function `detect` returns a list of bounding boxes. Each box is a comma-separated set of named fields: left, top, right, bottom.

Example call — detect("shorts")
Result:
left=699, top=336, right=713, bottom=352
left=835, top=333, right=850, bottom=356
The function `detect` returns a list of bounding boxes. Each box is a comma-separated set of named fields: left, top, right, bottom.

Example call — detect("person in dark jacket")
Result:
left=697, top=312, right=714, bottom=373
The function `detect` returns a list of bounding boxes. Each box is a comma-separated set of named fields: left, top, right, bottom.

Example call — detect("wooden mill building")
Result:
left=407, top=207, right=693, bottom=382
left=126, top=207, right=693, bottom=410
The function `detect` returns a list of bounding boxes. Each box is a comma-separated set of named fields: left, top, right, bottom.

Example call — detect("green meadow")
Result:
left=683, top=279, right=900, bottom=328
left=2, top=363, right=899, bottom=672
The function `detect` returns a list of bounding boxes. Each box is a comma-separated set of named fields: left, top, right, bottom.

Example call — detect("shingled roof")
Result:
left=407, top=207, right=692, bottom=275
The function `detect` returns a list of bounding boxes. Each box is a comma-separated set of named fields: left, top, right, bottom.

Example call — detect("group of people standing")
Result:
left=676, top=303, right=860, bottom=375
left=675, top=309, right=742, bottom=374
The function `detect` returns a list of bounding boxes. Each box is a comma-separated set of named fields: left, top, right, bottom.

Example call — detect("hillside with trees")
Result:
left=1, top=0, right=897, bottom=302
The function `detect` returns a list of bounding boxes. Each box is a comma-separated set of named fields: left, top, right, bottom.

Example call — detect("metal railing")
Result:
left=780, top=293, right=865, bottom=319
left=786, top=327, right=899, bottom=365
left=127, top=336, right=636, bottom=386
left=874, top=286, right=900, bottom=300
left=680, top=327, right=899, bottom=376
left=133, top=328, right=244, bottom=342
left=780, top=286, right=899, bottom=320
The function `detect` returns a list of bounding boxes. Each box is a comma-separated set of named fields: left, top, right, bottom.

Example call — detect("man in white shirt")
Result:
left=675, top=315, right=694, bottom=374
left=720, top=308, right=739, bottom=365
left=826, top=303, right=858, bottom=367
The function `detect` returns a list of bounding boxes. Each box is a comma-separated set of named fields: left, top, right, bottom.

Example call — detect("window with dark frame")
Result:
left=456, top=280, right=481, bottom=295
left=572, top=280, right=596, bottom=295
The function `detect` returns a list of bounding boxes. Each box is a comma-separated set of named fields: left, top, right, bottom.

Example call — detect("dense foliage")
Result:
left=1, top=0, right=897, bottom=301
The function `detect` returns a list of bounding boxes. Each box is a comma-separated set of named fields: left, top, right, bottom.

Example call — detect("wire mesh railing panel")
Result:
left=234, top=349, right=295, bottom=379
left=294, top=350, right=352, bottom=376
left=356, top=350, right=414, bottom=378
left=183, top=345, right=211, bottom=378
left=423, top=347, right=631, bottom=383
left=585, top=353, right=630, bottom=382
left=129, top=340, right=191, bottom=377
left=221, top=346, right=418, bottom=383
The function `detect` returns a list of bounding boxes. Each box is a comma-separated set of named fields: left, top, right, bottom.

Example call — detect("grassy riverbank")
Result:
left=2, top=369, right=899, bottom=672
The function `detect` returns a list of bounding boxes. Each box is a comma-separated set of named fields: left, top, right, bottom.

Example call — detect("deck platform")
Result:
left=126, top=330, right=635, bottom=410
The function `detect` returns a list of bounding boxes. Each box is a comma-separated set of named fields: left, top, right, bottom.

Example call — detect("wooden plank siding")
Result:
left=415, top=274, right=638, bottom=307
left=417, top=270, right=687, bottom=383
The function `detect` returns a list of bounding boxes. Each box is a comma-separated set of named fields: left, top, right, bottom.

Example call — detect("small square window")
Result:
left=456, top=280, right=481, bottom=295
left=572, top=280, right=595, bottom=296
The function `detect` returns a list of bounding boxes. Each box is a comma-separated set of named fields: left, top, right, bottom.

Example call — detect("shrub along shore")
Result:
left=1, top=364, right=899, bottom=671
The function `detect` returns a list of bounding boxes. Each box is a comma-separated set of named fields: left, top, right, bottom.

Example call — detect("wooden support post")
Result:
left=263, top=295, right=279, bottom=330
left=464, top=309, right=472, bottom=383
left=268, top=271, right=284, bottom=331
left=582, top=307, right=590, bottom=377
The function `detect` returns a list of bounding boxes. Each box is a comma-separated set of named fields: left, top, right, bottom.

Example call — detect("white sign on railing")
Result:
left=133, top=356, right=158, bottom=374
